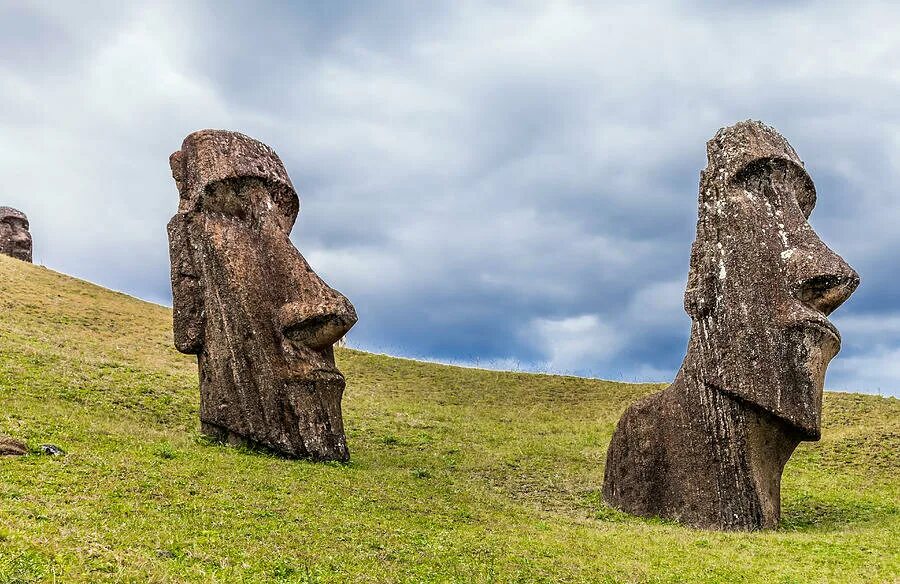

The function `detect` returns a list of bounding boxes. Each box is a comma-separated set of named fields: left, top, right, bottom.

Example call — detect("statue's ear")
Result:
left=168, top=214, right=205, bottom=355
left=684, top=239, right=716, bottom=319
left=169, top=150, right=186, bottom=194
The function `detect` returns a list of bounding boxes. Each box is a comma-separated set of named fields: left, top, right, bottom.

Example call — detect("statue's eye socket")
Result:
left=200, top=181, right=252, bottom=220
left=734, top=159, right=814, bottom=216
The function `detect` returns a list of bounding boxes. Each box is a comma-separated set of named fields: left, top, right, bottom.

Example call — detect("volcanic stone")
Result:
left=0, top=435, right=27, bottom=456
left=40, top=444, right=65, bottom=456
left=0, top=207, right=32, bottom=263
left=168, top=130, right=357, bottom=461
left=602, top=120, right=860, bottom=530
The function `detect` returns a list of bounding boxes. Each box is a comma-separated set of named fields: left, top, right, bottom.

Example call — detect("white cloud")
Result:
left=828, top=347, right=900, bottom=395
left=626, top=279, right=689, bottom=328
left=1, top=0, right=897, bottom=394
left=526, top=314, right=621, bottom=372
left=832, top=313, right=900, bottom=339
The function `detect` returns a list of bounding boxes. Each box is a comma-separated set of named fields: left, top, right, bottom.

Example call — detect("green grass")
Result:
left=0, top=253, right=897, bottom=583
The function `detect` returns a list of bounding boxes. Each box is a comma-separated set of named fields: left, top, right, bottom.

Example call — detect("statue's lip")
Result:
left=799, top=317, right=841, bottom=343
left=308, top=367, right=344, bottom=378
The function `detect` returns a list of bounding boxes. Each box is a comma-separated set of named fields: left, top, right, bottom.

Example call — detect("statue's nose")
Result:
left=795, top=271, right=859, bottom=316
left=791, top=242, right=859, bottom=316
left=278, top=294, right=357, bottom=351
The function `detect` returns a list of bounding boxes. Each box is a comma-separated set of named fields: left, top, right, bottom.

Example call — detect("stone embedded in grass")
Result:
left=167, top=130, right=357, bottom=462
left=0, top=435, right=27, bottom=456
left=603, top=120, right=860, bottom=531
left=0, top=207, right=32, bottom=263
left=39, top=444, right=65, bottom=456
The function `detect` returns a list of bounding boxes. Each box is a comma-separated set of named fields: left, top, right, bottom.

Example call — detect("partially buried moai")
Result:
left=603, top=121, right=859, bottom=530
left=168, top=130, right=357, bottom=461
left=0, top=207, right=33, bottom=263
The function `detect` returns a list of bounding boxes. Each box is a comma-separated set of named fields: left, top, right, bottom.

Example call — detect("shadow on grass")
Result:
left=779, top=495, right=898, bottom=532
left=578, top=489, right=681, bottom=527
left=192, top=432, right=356, bottom=469
left=581, top=489, right=897, bottom=533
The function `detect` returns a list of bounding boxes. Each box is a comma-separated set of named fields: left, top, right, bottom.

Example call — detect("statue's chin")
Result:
left=800, top=323, right=841, bottom=396
left=770, top=325, right=841, bottom=440
left=701, top=334, right=834, bottom=440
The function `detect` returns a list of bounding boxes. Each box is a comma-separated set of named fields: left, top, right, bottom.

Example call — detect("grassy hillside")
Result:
left=0, top=254, right=897, bottom=583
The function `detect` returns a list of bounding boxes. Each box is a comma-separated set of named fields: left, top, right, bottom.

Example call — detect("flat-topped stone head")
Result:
left=168, top=130, right=357, bottom=461
left=686, top=120, right=859, bottom=437
left=0, top=207, right=32, bottom=263
left=603, top=121, right=859, bottom=530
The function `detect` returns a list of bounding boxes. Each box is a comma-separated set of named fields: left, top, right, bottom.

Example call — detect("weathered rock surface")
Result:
left=168, top=130, right=357, bottom=461
left=0, top=207, right=32, bottom=263
left=603, top=121, right=860, bottom=530
left=0, top=435, right=27, bottom=456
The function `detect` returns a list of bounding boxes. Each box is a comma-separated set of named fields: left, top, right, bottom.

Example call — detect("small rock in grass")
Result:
left=39, top=444, right=65, bottom=456
left=0, top=436, right=27, bottom=456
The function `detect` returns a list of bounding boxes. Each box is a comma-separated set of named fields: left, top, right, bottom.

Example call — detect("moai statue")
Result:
left=603, top=121, right=859, bottom=530
left=0, top=207, right=33, bottom=263
left=168, top=130, right=357, bottom=461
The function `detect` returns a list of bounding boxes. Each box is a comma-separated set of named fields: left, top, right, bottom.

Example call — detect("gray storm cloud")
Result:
left=1, top=0, right=897, bottom=394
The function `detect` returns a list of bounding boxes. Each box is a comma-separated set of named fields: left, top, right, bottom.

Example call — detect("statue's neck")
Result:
left=673, top=340, right=801, bottom=529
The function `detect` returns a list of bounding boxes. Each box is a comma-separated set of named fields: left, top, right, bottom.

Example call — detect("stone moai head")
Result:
left=684, top=121, right=859, bottom=437
left=603, top=121, right=860, bottom=530
left=167, top=130, right=357, bottom=461
left=0, top=207, right=33, bottom=263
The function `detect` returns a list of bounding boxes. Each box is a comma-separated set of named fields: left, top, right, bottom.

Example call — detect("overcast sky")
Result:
left=2, top=0, right=898, bottom=395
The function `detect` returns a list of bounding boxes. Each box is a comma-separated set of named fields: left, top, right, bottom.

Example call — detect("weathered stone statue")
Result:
left=0, top=207, right=33, bottom=263
left=168, top=130, right=357, bottom=461
left=603, top=121, right=859, bottom=530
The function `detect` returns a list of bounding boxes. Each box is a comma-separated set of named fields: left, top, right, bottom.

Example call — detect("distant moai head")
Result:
left=0, top=207, right=32, bottom=263
left=168, top=130, right=357, bottom=461
left=683, top=121, right=859, bottom=437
